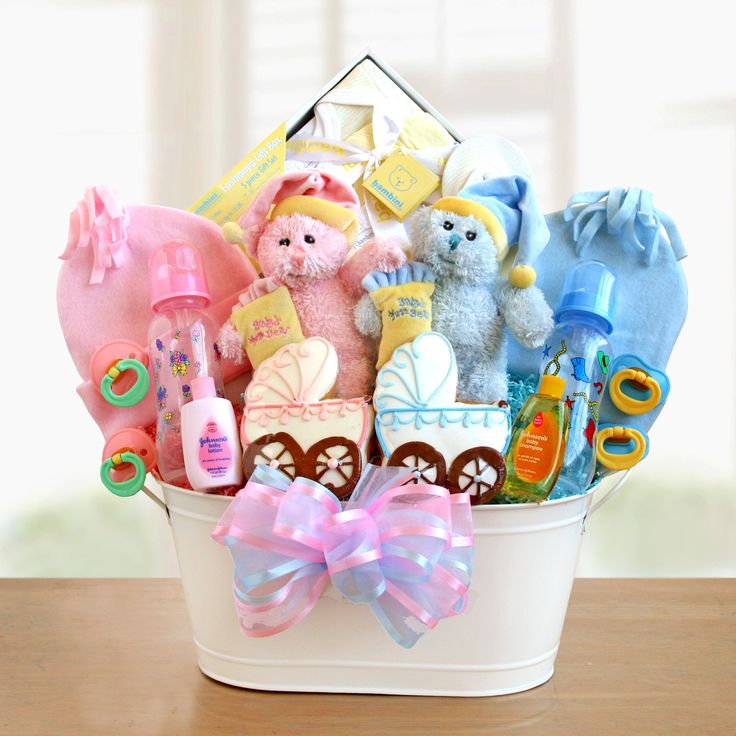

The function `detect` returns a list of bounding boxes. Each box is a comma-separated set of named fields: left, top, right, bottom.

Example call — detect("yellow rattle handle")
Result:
left=596, top=426, right=647, bottom=471
left=609, top=368, right=662, bottom=416
left=222, top=221, right=263, bottom=275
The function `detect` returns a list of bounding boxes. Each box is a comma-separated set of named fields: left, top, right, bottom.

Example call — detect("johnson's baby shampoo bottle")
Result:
left=501, top=374, right=569, bottom=503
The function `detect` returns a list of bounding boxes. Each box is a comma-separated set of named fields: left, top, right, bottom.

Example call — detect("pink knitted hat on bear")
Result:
left=238, top=170, right=360, bottom=256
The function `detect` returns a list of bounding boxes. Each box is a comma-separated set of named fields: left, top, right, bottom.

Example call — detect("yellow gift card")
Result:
left=362, top=151, right=439, bottom=221
left=190, top=123, right=286, bottom=225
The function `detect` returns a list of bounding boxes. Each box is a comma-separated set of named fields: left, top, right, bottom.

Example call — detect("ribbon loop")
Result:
left=274, top=477, right=341, bottom=550
left=324, top=509, right=386, bottom=602
left=213, top=465, right=475, bottom=648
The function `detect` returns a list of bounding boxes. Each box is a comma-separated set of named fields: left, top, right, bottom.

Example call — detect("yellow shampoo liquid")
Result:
left=500, top=375, right=569, bottom=503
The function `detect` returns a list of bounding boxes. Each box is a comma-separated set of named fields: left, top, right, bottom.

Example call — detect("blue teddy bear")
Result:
left=357, top=176, right=553, bottom=404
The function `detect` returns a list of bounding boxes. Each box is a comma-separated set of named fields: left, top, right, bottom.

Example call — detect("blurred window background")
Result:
left=1, top=0, right=733, bottom=576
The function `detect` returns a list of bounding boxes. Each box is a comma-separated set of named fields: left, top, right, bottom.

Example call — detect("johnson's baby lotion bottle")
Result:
left=181, top=377, right=242, bottom=492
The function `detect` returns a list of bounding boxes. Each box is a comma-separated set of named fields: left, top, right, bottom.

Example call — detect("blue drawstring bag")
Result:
left=507, top=187, right=687, bottom=435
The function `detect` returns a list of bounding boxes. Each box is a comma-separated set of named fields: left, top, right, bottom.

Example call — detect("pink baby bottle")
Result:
left=148, top=240, right=224, bottom=486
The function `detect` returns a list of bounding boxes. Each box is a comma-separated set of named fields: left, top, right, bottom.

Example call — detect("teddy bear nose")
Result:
left=448, top=233, right=461, bottom=251
left=288, top=248, right=306, bottom=266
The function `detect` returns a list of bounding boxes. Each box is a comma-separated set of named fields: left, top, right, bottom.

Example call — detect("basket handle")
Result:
left=140, top=482, right=169, bottom=516
left=582, top=469, right=632, bottom=532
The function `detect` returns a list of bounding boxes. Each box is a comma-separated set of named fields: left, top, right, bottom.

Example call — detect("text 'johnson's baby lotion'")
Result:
left=181, top=376, right=242, bottom=492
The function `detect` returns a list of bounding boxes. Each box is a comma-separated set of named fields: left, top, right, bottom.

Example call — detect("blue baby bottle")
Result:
left=542, top=261, right=616, bottom=498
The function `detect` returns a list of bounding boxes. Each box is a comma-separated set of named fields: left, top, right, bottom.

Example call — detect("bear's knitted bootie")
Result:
left=362, top=262, right=435, bottom=368
left=221, top=281, right=304, bottom=368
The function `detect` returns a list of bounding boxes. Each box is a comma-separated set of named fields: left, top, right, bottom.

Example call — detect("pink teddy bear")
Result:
left=219, top=170, right=405, bottom=397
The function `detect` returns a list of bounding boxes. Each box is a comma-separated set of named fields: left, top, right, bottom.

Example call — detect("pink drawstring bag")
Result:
left=58, top=185, right=257, bottom=441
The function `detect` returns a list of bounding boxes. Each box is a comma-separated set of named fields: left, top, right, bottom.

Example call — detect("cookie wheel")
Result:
left=447, top=447, right=506, bottom=505
left=305, top=437, right=362, bottom=500
left=242, top=432, right=304, bottom=481
left=387, top=442, right=448, bottom=486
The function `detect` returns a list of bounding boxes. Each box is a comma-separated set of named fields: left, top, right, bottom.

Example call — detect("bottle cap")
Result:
left=149, top=240, right=211, bottom=312
left=191, top=376, right=217, bottom=400
left=555, top=260, right=616, bottom=334
left=539, top=374, right=566, bottom=400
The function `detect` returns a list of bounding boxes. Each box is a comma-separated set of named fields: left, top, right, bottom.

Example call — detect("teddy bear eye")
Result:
left=304, top=234, right=315, bottom=244
left=278, top=238, right=290, bottom=247
left=442, top=221, right=454, bottom=231
left=466, top=231, right=477, bottom=241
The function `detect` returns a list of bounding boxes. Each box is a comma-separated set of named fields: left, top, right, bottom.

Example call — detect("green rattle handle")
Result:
left=100, top=451, right=147, bottom=497
left=100, top=358, right=150, bottom=407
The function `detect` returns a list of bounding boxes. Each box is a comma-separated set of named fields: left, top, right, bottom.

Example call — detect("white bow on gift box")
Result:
left=286, top=86, right=456, bottom=247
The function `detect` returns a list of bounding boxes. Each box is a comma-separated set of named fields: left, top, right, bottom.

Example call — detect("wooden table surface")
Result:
left=1, top=579, right=734, bottom=736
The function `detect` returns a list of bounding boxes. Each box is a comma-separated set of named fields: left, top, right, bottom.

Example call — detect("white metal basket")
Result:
left=149, top=473, right=628, bottom=697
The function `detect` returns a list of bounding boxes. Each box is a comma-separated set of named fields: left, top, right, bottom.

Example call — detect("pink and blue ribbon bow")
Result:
left=212, top=465, right=474, bottom=648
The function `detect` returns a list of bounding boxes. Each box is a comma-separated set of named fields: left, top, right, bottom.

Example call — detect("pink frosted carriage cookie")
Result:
left=241, top=337, right=373, bottom=499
